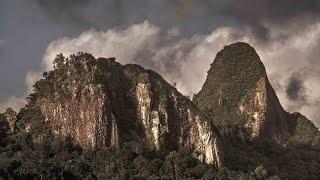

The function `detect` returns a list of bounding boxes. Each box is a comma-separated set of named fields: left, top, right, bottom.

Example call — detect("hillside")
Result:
left=0, top=43, right=319, bottom=179
left=194, top=42, right=320, bottom=177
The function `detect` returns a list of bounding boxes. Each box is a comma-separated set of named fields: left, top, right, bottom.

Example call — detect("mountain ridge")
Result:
left=27, top=52, right=224, bottom=166
left=194, top=42, right=320, bottom=177
left=0, top=42, right=319, bottom=179
left=194, top=42, right=309, bottom=145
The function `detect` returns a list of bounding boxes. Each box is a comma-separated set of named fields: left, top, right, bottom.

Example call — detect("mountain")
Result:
left=194, top=42, right=320, bottom=177
left=0, top=43, right=319, bottom=179
left=194, top=42, right=290, bottom=144
left=27, top=53, right=224, bottom=166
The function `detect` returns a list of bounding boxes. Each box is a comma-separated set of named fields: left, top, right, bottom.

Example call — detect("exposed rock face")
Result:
left=37, top=84, right=116, bottom=148
left=134, top=72, right=223, bottom=165
left=194, top=42, right=290, bottom=143
left=30, top=53, right=223, bottom=166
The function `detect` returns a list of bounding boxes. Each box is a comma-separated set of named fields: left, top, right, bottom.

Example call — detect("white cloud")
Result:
left=255, top=23, right=320, bottom=125
left=25, top=71, right=42, bottom=94
left=0, top=96, right=25, bottom=113
left=4, top=20, right=320, bottom=126
left=0, top=71, right=42, bottom=113
left=42, top=21, right=162, bottom=71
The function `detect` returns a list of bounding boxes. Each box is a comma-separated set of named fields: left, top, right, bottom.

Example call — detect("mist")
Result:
left=2, top=21, right=312, bottom=127
left=1, top=0, right=320, bottom=127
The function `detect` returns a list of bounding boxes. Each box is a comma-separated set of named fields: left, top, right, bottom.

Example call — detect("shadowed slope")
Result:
left=194, top=42, right=290, bottom=143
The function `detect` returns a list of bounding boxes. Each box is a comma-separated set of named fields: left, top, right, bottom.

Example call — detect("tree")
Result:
left=53, top=54, right=65, bottom=69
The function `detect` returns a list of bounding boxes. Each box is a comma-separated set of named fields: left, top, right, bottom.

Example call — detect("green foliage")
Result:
left=1, top=51, right=319, bottom=179
left=0, top=113, right=9, bottom=138
left=287, top=112, right=320, bottom=148
left=194, top=42, right=265, bottom=126
left=0, top=104, right=281, bottom=179
left=193, top=42, right=320, bottom=178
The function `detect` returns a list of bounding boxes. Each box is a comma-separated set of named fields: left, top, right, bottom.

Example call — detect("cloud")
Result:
left=29, top=0, right=320, bottom=40
left=29, top=0, right=94, bottom=28
left=23, top=21, right=320, bottom=127
left=40, top=22, right=245, bottom=96
left=26, top=71, right=42, bottom=94
left=0, top=96, right=25, bottom=113
left=42, top=21, right=162, bottom=70
left=285, top=73, right=306, bottom=101
left=225, top=0, right=320, bottom=39
left=28, top=0, right=155, bottom=29
left=27, top=0, right=235, bottom=36
left=252, top=23, right=320, bottom=125
left=0, top=71, right=42, bottom=113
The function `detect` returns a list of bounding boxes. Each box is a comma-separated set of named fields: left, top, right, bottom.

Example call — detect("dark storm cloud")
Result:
left=3, top=0, right=320, bottom=124
left=29, top=0, right=132, bottom=29
left=29, top=0, right=92, bottom=27
left=286, top=73, right=306, bottom=102
left=3, top=0, right=231, bottom=107
left=28, top=0, right=235, bottom=35
left=225, top=0, right=320, bottom=39
left=29, top=0, right=320, bottom=39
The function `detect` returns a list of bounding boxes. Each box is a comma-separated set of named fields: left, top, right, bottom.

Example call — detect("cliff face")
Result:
left=2, top=43, right=320, bottom=179
left=29, top=53, right=223, bottom=166
left=194, top=42, right=290, bottom=143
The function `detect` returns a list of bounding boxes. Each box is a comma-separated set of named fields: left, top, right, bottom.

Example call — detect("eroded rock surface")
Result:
left=29, top=53, right=223, bottom=166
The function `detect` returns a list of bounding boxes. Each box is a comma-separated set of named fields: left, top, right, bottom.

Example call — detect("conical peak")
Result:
left=213, top=42, right=265, bottom=74
left=217, top=42, right=258, bottom=58
left=196, top=42, right=267, bottom=115
left=194, top=42, right=290, bottom=143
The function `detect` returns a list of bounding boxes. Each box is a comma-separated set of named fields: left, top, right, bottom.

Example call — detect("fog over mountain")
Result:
left=2, top=1, right=320, bottom=179
left=1, top=0, right=320, bottom=127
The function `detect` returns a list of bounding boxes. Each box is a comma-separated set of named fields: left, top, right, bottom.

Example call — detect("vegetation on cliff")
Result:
left=0, top=42, right=319, bottom=179
left=0, top=105, right=277, bottom=179
left=194, top=42, right=320, bottom=178
left=194, top=42, right=265, bottom=126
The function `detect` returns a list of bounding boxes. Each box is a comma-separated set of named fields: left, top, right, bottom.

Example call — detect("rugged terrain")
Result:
left=31, top=53, right=223, bottom=166
left=194, top=42, right=320, bottom=177
left=0, top=42, right=319, bottom=179
left=194, top=42, right=290, bottom=144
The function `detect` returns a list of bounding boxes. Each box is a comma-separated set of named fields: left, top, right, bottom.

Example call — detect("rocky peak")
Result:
left=28, top=52, right=224, bottom=166
left=194, top=42, right=290, bottom=143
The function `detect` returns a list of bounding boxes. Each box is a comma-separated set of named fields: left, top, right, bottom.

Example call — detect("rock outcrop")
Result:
left=2, top=43, right=320, bottom=179
left=194, top=42, right=290, bottom=144
left=28, top=53, right=223, bottom=166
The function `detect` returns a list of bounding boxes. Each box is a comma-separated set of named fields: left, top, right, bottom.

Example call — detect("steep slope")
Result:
left=194, top=42, right=290, bottom=144
left=1, top=43, right=319, bottom=179
left=26, top=53, right=223, bottom=166
left=287, top=112, right=320, bottom=147
left=194, top=42, right=320, bottom=178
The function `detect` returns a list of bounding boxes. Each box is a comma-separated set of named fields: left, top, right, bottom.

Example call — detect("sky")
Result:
left=1, top=0, right=320, bottom=126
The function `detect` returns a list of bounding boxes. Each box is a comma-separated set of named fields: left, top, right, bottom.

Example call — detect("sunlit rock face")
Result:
left=194, top=42, right=290, bottom=144
left=237, top=74, right=290, bottom=143
left=30, top=53, right=223, bottom=166
left=37, top=84, right=118, bottom=148
left=134, top=72, right=223, bottom=166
